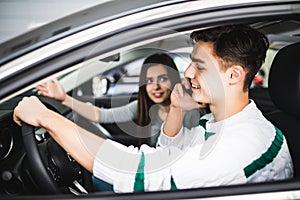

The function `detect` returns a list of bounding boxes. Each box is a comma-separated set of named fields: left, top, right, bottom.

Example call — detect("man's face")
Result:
left=184, top=41, right=226, bottom=106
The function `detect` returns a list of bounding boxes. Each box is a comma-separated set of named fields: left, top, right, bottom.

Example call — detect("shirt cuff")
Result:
left=157, top=122, right=183, bottom=147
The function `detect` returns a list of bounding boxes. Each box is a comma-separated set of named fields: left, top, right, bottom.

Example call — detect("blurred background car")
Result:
left=0, top=0, right=300, bottom=199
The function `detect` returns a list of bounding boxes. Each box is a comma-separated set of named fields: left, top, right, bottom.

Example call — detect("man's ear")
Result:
left=227, top=65, right=245, bottom=84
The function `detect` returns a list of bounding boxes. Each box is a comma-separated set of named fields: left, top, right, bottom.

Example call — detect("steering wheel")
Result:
left=21, top=123, right=81, bottom=194
left=22, top=123, right=60, bottom=194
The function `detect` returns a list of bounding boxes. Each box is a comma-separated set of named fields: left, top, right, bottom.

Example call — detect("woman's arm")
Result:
left=98, top=100, right=137, bottom=123
left=62, top=94, right=100, bottom=122
left=36, top=78, right=100, bottom=122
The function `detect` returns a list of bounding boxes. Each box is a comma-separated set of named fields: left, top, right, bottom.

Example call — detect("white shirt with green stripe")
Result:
left=93, top=100, right=293, bottom=192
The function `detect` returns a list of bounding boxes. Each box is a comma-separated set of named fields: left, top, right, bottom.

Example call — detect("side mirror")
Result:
left=92, top=76, right=109, bottom=97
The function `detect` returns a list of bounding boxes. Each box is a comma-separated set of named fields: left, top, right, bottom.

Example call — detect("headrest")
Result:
left=268, top=42, right=300, bottom=117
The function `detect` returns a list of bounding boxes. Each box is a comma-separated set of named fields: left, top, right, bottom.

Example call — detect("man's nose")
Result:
left=184, top=63, right=196, bottom=79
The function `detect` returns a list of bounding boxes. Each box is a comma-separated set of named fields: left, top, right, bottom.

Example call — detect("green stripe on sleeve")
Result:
left=199, top=119, right=215, bottom=141
left=199, top=119, right=208, bottom=129
left=205, top=131, right=216, bottom=141
left=134, top=152, right=145, bottom=192
left=170, top=176, right=177, bottom=190
left=243, top=126, right=284, bottom=178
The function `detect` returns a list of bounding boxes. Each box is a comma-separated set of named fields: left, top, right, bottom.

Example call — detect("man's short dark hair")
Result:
left=190, top=25, right=269, bottom=91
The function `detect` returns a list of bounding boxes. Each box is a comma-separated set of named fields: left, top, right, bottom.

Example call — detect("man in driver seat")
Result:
left=13, top=25, right=293, bottom=192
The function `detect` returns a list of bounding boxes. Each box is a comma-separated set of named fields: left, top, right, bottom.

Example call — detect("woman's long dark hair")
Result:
left=137, top=53, right=181, bottom=146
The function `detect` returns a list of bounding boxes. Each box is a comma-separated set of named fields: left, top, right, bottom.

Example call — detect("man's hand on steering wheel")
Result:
left=14, top=96, right=48, bottom=127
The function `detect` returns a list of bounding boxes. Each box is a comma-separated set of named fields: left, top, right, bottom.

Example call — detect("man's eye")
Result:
left=195, top=64, right=205, bottom=72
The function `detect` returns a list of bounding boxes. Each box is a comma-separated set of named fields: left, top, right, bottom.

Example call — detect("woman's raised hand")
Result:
left=36, top=78, right=66, bottom=102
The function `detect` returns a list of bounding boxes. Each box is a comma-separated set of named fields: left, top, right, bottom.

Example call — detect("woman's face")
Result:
left=145, top=64, right=172, bottom=104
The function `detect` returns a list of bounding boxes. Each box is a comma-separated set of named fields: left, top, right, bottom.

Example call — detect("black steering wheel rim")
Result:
left=22, top=123, right=61, bottom=194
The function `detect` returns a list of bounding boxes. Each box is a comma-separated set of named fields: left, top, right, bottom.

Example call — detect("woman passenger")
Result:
left=36, top=53, right=203, bottom=147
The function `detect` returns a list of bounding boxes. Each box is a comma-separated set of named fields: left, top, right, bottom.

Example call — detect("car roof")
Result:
left=0, top=0, right=184, bottom=62
left=0, top=0, right=297, bottom=64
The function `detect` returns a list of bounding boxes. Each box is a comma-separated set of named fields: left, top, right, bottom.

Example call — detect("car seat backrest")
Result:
left=265, top=42, right=300, bottom=178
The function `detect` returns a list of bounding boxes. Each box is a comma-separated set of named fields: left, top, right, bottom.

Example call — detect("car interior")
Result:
left=0, top=17, right=300, bottom=197
left=264, top=42, right=300, bottom=178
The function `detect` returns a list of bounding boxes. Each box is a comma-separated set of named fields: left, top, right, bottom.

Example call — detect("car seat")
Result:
left=265, top=42, right=300, bottom=178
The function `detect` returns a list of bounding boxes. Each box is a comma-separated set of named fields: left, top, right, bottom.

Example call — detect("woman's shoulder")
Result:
left=125, top=100, right=138, bottom=109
